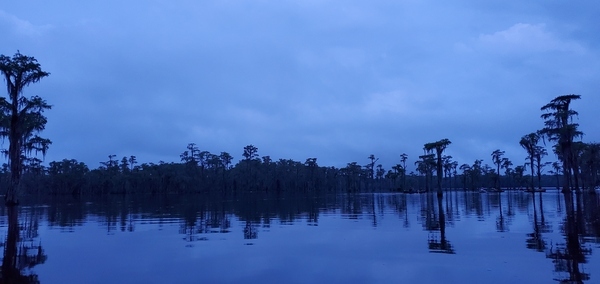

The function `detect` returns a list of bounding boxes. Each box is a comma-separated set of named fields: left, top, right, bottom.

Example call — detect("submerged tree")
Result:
left=580, top=143, right=600, bottom=189
left=424, top=139, right=451, bottom=197
left=491, top=149, right=505, bottom=190
left=400, top=153, right=408, bottom=190
left=501, top=158, right=513, bottom=189
left=459, top=163, right=470, bottom=190
left=533, top=145, right=549, bottom=191
left=415, top=154, right=435, bottom=192
left=0, top=52, right=51, bottom=205
left=520, top=132, right=540, bottom=191
left=539, top=94, right=582, bottom=194
left=366, top=154, right=379, bottom=180
left=549, top=161, right=562, bottom=189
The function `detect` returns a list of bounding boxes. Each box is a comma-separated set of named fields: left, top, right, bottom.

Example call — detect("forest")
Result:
left=1, top=52, right=599, bottom=199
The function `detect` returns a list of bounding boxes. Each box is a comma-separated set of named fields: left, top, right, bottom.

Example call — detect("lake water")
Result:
left=1, top=191, right=599, bottom=284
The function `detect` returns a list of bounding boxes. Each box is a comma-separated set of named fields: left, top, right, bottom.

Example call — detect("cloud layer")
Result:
left=1, top=1, right=599, bottom=171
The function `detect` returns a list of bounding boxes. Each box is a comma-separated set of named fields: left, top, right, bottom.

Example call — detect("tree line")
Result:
left=1, top=52, right=599, bottom=201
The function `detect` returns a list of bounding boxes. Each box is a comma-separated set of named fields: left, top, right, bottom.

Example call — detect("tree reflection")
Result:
left=546, top=193, right=592, bottom=283
left=2, top=191, right=599, bottom=283
left=244, top=221, right=258, bottom=240
left=526, top=192, right=552, bottom=252
left=495, top=192, right=508, bottom=232
left=427, top=194, right=455, bottom=254
left=0, top=206, right=47, bottom=284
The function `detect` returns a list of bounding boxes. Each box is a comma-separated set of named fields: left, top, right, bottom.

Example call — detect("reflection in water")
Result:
left=428, top=194, right=455, bottom=254
left=244, top=221, right=258, bottom=240
left=546, top=193, right=592, bottom=283
left=0, top=191, right=598, bottom=283
left=0, top=206, right=46, bottom=284
left=527, top=192, right=552, bottom=252
left=495, top=192, right=509, bottom=232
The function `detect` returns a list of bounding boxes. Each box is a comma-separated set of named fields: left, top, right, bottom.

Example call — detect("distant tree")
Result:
left=120, top=156, right=130, bottom=173
left=501, top=158, right=513, bottom=189
left=304, top=158, right=318, bottom=188
left=415, top=154, right=435, bottom=192
left=341, top=162, right=363, bottom=191
left=47, top=159, right=89, bottom=194
left=549, top=161, right=562, bottom=189
left=100, top=154, right=118, bottom=171
left=376, top=164, right=384, bottom=180
left=219, top=152, right=233, bottom=169
left=533, top=146, right=549, bottom=190
left=304, top=158, right=317, bottom=168
left=442, top=155, right=457, bottom=191
left=579, top=143, right=600, bottom=189
left=128, top=155, right=137, bottom=171
left=424, top=139, right=451, bottom=197
left=180, top=143, right=200, bottom=166
left=470, top=159, right=483, bottom=189
left=459, top=164, right=471, bottom=190
left=514, top=165, right=526, bottom=189
left=539, top=94, right=583, bottom=193
left=450, top=160, right=458, bottom=190
left=520, top=133, right=540, bottom=190
left=366, top=154, right=378, bottom=180
left=243, top=145, right=259, bottom=161
left=442, top=155, right=451, bottom=188
left=491, top=149, right=505, bottom=189
left=0, top=52, right=51, bottom=205
left=400, top=153, right=408, bottom=190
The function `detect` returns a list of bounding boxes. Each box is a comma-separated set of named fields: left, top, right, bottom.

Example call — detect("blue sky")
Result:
left=1, top=1, right=599, bottom=171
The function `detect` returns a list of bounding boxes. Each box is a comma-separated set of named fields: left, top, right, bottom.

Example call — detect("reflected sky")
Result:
left=1, top=191, right=598, bottom=284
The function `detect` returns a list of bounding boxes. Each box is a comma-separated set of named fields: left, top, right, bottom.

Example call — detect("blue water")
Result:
left=2, top=191, right=599, bottom=284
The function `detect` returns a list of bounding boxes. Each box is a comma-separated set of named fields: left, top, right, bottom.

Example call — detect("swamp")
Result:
left=1, top=190, right=599, bottom=283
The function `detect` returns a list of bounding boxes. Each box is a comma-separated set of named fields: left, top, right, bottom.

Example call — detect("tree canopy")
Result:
left=0, top=51, right=51, bottom=205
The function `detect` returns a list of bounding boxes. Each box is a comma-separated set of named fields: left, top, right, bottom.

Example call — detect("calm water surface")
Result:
left=1, top=191, right=599, bottom=284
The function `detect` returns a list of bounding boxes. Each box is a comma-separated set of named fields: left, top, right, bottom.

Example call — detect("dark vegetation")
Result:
left=1, top=52, right=599, bottom=199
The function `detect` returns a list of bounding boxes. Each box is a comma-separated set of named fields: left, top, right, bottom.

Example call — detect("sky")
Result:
left=1, top=1, right=599, bottom=172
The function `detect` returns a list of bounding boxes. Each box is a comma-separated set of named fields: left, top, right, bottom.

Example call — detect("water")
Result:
left=1, top=191, right=599, bottom=284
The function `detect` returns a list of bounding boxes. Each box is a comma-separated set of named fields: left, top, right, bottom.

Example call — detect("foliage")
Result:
left=0, top=52, right=51, bottom=204
left=539, top=94, right=583, bottom=193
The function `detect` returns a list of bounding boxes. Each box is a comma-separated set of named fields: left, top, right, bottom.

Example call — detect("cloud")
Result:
left=477, top=23, right=585, bottom=54
left=2, top=1, right=599, bottom=172
left=362, top=90, right=438, bottom=119
left=0, top=10, right=52, bottom=37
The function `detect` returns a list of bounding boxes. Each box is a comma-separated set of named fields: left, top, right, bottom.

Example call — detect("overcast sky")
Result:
left=1, top=1, right=599, bottom=172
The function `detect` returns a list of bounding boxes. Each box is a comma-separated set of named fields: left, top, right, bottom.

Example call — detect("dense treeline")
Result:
left=1, top=52, right=599, bottom=198
left=2, top=140, right=595, bottom=196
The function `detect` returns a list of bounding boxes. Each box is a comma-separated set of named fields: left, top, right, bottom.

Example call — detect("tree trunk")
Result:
left=5, top=96, right=21, bottom=205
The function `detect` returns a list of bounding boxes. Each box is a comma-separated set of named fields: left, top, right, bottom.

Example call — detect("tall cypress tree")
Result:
left=0, top=52, right=51, bottom=205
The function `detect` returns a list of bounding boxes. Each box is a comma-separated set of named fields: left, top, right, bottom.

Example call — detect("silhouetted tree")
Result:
left=514, top=165, right=526, bottom=189
left=579, top=142, right=600, bottom=191
left=501, top=158, right=513, bottom=189
left=491, top=149, right=505, bottom=189
left=459, top=164, right=471, bottom=191
left=365, top=154, right=378, bottom=180
left=0, top=52, right=51, bottom=205
left=539, top=94, right=583, bottom=194
left=424, top=139, right=452, bottom=197
left=416, top=154, right=435, bottom=192
left=520, top=132, right=540, bottom=191
left=400, top=153, right=408, bottom=190
left=243, top=145, right=259, bottom=161
left=533, top=145, right=549, bottom=190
